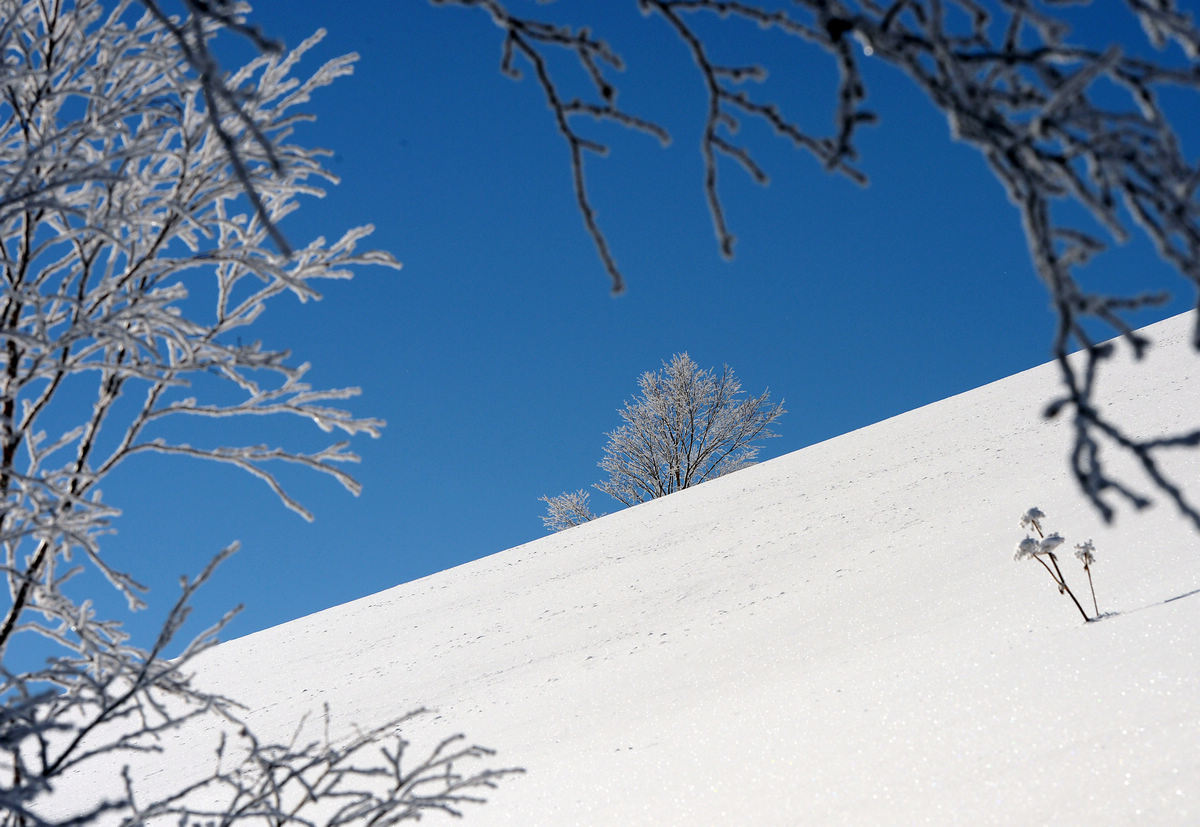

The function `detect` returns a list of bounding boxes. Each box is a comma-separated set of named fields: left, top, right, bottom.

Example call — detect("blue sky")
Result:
left=79, top=2, right=1197, bottom=649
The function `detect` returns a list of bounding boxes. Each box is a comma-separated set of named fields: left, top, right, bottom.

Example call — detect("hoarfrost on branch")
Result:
left=0, top=1, right=516, bottom=822
left=434, top=0, right=1200, bottom=527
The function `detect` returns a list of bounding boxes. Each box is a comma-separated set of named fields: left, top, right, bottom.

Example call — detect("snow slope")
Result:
left=71, top=313, right=1200, bottom=824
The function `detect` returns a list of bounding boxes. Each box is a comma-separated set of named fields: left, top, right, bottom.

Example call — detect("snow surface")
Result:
left=65, top=312, right=1200, bottom=824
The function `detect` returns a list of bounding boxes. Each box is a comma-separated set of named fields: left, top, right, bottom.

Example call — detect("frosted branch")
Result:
left=440, top=0, right=1200, bottom=524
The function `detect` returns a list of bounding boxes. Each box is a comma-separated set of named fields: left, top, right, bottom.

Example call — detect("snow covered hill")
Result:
left=71, top=312, right=1200, bottom=824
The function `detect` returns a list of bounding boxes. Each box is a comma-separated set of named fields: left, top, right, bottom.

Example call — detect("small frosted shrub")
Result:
left=1014, top=507, right=1100, bottom=622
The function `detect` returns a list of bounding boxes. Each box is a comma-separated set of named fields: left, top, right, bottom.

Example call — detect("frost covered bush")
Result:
left=1014, top=507, right=1101, bottom=622
left=539, top=489, right=598, bottom=532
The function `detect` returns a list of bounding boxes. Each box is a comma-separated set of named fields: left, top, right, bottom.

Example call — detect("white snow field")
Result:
left=70, top=312, right=1200, bottom=824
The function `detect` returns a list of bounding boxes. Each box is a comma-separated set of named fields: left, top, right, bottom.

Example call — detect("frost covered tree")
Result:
left=0, top=1, right=514, bottom=822
left=543, top=354, right=783, bottom=528
left=598, top=354, right=784, bottom=505
left=431, top=0, right=1200, bottom=529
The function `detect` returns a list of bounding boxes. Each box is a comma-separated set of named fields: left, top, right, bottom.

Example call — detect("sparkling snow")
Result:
left=61, top=312, right=1200, bottom=824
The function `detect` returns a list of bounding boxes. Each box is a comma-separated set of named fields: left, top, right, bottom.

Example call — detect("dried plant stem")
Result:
left=1084, top=564, right=1100, bottom=617
left=1030, top=551, right=1092, bottom=622
left=1048, top=552, right=1092, bottom=623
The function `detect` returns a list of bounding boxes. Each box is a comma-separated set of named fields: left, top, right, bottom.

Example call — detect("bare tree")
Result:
left=543, top=354, right=783, bottom=528
left=434, top=0, right=1200, bottom=529
left=539, top=489, right=598, bottom=532
left=0, top=1, right=516, bottom=822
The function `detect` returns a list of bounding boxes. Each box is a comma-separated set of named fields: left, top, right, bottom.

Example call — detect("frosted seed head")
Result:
left=1074, top=539, right=1096, bottom=566
left=1039, top=532, right=1065, bottom=554
left=1015, top=537, right=1039, bottom=561
left=1019, top=507, right=1046, bottom=529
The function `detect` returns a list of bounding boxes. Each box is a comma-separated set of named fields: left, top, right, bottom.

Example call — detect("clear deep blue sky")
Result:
left=88, top=2, right=1196, bottom=648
